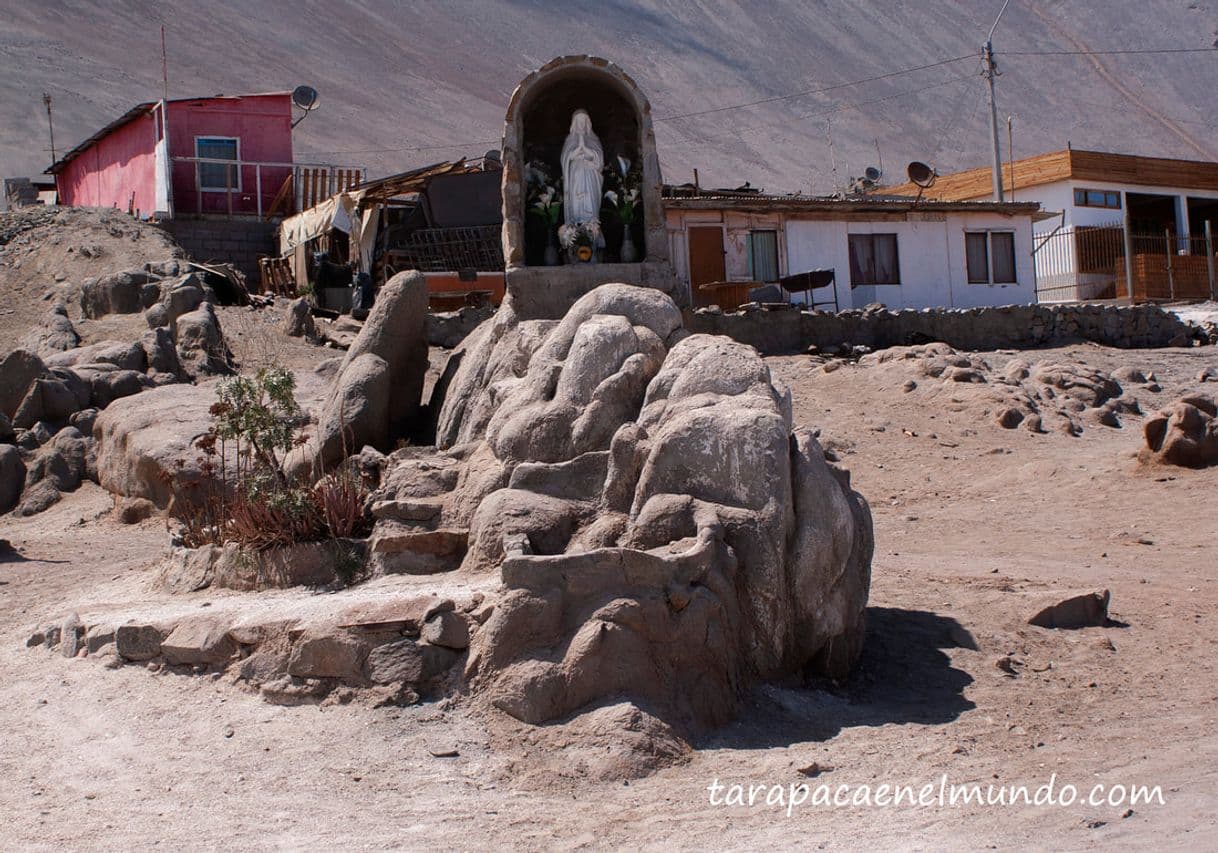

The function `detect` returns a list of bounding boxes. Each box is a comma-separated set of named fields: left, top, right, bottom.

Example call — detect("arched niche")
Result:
left=519, top=75, right=640, bottom=265
left=500, top=56, right=677, bottom=318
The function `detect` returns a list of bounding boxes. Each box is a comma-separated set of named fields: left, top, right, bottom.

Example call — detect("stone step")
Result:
left=370, top=497, right=446, bottom=525
left=370, top=528, right=468, bottom=575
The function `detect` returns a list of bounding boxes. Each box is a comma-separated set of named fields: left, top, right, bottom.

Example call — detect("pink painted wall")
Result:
left=54, top=111, right=158, bottom=215
left=167, top=94, right=293, bottom=215
left=53, top=93, right=293, bottom=217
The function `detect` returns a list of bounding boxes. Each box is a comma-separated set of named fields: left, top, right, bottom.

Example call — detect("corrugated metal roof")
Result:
left=663, top=191, right=1042, bottom=216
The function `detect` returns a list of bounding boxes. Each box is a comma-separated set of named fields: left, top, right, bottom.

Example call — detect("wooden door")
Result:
left=688, top=226, right=726, bottom=308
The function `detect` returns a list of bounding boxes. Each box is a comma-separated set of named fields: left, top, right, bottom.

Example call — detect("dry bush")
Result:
left=169, top=368, right=369, bottom=551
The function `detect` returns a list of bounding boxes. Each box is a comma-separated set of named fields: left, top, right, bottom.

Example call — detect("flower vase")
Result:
left=620, top=230, right=637, bottom=263
left=544, top=231, right=560, bottom=266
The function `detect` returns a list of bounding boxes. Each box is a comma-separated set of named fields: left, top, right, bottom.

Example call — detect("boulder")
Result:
left=284, top=352, right=391, bottom=479
left=1141, top=393, right=1218, bottom=468
left=24, top=426, right=92, bottom=493
left=46, top=340, right=146, bottom=373
left=0, top=412, right=14, bottom=444
left=116, top=496, right=157, bottom=524
left=422, top=610, right=470, bottom=650
left=15, top=480, right=61, bottom=517
left=0, top=349, right=46, bottom=420
left=93, top=382, right=224, bottom=510
left=68, top=408, right=99, bottom=435
left=19, top=304, right=79, bottom=355
left=287, top=630, right=368, bottom=679
left=80, top=269, right=157, bottom=318
left=343, top=271, right=429, bottom=438
left=140, top=327, right=182, bottom=377
left=427, top=304, right=494, bottom=349
left=115, top=624, right=164, bottom=661
left=13, top=369, right=91, bottom=427
left=0, top=444, right=24, bottom=514
left=366, top=638, right=425, bottom=684
left=281, top=297, right=317, bottom=340
left=86, top=367, right=152, bottom=408
left=160, top=618, right=238, bottom=666
left=175, top=302, right=234, bottom=376
left=160, top=274, right=212, bottom=325
left=1028, top=590, right=1111, bottom=629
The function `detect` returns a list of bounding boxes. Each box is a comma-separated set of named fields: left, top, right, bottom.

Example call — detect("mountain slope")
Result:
left=2, top=0, right=1217, bottom=195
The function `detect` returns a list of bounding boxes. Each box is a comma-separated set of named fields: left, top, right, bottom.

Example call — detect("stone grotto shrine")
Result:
left=499, top=55, right=683, bottom=318
left=36, top=57, right=874, bottom=739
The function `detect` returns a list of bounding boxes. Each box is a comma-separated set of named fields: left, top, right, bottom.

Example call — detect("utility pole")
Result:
left=42, top=93, right=56, bottom=163
left=983, top=0, right=1010, bottom=202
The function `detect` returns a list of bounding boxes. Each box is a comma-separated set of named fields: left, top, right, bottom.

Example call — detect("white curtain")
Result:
left=749, top=230, right=779, bottom=282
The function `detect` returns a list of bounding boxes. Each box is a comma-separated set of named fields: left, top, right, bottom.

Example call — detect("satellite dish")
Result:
left=290, top=86, right=320, bottom=128
left=907, top=161, right=938, bottom=189
left=863, top=166, right=882, bottom=183
left=292, top=85, right=320, bottom=111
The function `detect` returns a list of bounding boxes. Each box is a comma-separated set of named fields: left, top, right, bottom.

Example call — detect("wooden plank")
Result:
left=891, top=148, right=1218, bottom=201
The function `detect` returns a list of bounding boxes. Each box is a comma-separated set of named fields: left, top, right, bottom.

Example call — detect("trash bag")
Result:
left=351, top=272, right=375, bottom=321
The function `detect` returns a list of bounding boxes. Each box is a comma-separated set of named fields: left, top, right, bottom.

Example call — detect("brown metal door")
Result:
left=688, top=226, right=726, bottom=307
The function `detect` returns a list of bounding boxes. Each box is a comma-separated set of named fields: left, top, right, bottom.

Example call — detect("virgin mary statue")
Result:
left=561, top=110, right=604, bottom=226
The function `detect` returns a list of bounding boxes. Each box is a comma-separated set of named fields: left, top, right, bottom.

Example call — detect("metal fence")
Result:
left=386, top=224, right=503, bottom=273
left=1034, top=221, right=1218, bottom=303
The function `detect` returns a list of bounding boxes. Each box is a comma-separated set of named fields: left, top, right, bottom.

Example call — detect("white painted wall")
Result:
left=784, top=211, right=1036, bottom=310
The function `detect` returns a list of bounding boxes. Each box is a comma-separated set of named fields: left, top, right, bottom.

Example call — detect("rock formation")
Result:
left=285, top=271, right=429, bottom=479
left=372, top=283, right=873, bottom=730
left=1141, top=392, right=1218, bottom=468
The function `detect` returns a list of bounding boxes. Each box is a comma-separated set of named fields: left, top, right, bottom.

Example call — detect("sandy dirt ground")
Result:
left=2, top=339, right=1217, bottom=850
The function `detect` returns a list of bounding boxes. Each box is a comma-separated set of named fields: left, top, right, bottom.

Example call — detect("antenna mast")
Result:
left=42, top=93, right=56, bottom=163
left=983, top=0, right=1010, bottom=201
left=161, top=26, right=169, bottom=101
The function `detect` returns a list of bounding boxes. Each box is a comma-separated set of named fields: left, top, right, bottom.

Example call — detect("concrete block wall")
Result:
left=154, top=216, right=278, bottom=286
left=684, top=302, right=1213, bottom=355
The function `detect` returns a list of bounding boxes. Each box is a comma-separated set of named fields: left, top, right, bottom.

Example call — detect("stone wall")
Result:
left=684, top=302, right=1212, bottom=354
left=155, top=217, right=277, bottom=286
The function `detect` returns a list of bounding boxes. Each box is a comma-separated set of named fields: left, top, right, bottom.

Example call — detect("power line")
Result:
left=294, top=45, right=1217, bottom=159
left=295, top=140, right=499, bottom=158
left=653, top=54, right=977, bottom=122
left=793, top=73, right=977, bottom=122
left=1004, top=46, right=1218, bottom=57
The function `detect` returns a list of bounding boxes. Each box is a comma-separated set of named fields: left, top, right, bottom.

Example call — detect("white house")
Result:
left=663, top=192, right=1042, bottom=312
left=890, top=149, right=1218, bottom=302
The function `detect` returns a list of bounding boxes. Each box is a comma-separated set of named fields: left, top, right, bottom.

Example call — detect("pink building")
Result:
left=49, top=92, right=295, bottom=218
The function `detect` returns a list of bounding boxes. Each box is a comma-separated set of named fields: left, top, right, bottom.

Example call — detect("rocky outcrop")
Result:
left=1141, top=393, right=1218, bottom=468
left=0, top=444, right=24, bottom=514
left=93, top=382, right=223, bottom=510
left=0, top=349, right=46, bottom=420
left=859, top=343, right=1143, bottom=437
left=375, top=284, right=873, bottom=730
left=19, top=304, right=80, bottom=355
left=285, top=272, right=429, bottom=479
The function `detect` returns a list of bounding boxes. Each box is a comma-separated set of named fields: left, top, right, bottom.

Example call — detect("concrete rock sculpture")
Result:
left=375, top=283, right=873, bottom=729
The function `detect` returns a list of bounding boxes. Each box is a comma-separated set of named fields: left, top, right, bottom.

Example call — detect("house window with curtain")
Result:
left=748, top=229, right=780, bottom=282
left=965, top=231, right=1016, bottom=284
left=848, top=233, right=900, bottom=286
left=195, top=137, right=240, bottom=191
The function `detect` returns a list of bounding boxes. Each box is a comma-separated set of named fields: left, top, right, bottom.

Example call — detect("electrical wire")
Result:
left=653, top=53, right=977, bottom=122
left=1004, top=46, right=1218, bottom=57
left=293, top=45, right=1216, bottom=158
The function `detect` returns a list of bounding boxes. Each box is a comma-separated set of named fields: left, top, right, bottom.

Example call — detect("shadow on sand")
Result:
left=701, top=607, right=977, bottom=749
